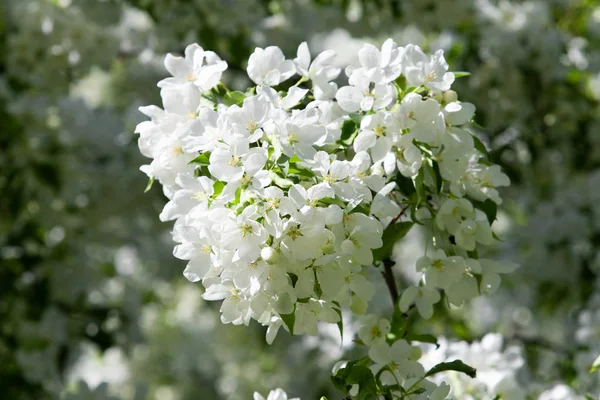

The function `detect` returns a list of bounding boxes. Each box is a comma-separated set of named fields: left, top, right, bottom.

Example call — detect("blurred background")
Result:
left=2, top=0, right=600, bottom=399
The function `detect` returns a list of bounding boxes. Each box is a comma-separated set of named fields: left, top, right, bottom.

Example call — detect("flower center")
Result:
left=288, top=226, right=302, bottom=240
left=288, top=131, right=298, bottom=145
left=247, top=120, right=258, bottom=133
left=172, top=146, right=184, bottom=155
left=241, top=223, right=253, bottom=237
left=424, top=70, right=438, bottom=82
left=229, top=155, right=242, bottom=167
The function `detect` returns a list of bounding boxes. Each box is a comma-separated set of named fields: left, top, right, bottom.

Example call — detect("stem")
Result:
left=294, top=76, right=308, bottom=87
left=382, top=259, right=399, bottom=306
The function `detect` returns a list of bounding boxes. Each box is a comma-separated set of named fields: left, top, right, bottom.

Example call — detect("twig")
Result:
left=382, top=259, right=399, bottom=306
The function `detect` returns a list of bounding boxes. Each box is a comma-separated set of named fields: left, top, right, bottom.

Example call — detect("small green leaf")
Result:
left=414, top=169, right=426, bottom=207
left=269, top=171, right=294, bottom=188
left=233, top=186, right=243, bottom=204
left=319, top=196, right=346, bottom=208
left=432, top=160, right=443, bottom=193
left=472, top=135, right=490, bottom=159
left=280, top=305, right=296, bottom=335
left=223, top=91, right=246, bottom=106
left=340, top=119, right=358, bottom=142
left=395, top=174, right=416, bottom=197
left=189, top=152, right=211, bottom=166
left=471, top=198, right=497, bottom=225
left=333, top=302, right=344, bottom=345
left=405, top=333, right=439, bottom=347
left=390, top=306, right=407, bottom=338
left=590, top=354, right=600, bottom=372
left=372, top=221, right=414, bottom=262
left=425, top=360, right=477, bottom=378
left=347, top=365, right=378, bottom=397
left=454, top=71, right=471, bottom=78
left=349, top=113, right=362, bottom=124
left=331, top=358, right=375, bottom=397
left=212, top=180, right=225, bottom=197
left=289, top=154, right=302, bottom=163
left=144, top=176, right=155, bottom=193
left=288, top=167, right=315, bottom=178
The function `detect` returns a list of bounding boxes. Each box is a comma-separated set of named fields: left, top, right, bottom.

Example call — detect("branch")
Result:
left=381, top=259, right=399, bottom=306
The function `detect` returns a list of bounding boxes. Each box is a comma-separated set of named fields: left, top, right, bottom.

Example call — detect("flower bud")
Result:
left=261, top=246, right=280, bottom=264
left=443, top=90, right=458, bottom=104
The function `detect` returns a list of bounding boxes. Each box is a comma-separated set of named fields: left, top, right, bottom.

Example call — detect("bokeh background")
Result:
left=2, top=0, right=600, bottom=399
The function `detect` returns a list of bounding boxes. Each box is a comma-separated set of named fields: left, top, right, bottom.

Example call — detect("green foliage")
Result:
left=331, top=358, right=378, bottom=399
left=372, top=222, right=414, bottom=262
left=425, top=360, right=477, bottom=379
left=223, top=90, right=246, bottom=106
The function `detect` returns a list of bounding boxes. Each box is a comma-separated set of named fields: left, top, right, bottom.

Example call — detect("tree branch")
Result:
left=381, top=259, right=399, bottom=306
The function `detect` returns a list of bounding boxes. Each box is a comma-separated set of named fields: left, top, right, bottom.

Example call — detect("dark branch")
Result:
left=381, top=259, right=399, bottom=306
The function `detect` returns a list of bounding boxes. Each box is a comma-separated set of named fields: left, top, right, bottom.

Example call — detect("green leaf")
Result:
left=212, top=180, right=225, bottom=197
left=432, top=160, right=443, bottom=193
left=223, top=91, right=246, bottom=106
left=414, top=169, right=426, bottom=206
left=269, top=171, right=294, bottom=188
left=389, top=306, right=407, bottom=338
left=472, top=135, right=490, bottom=159
left=289, top=154, right=302, bottom=163
left=347, top=366, right=378, bottom=398
left=144, top=176, right=155, bottom=193
left=471, top=199, right=497, bottom=225
left=349, top=113, right=363, bottom=124
left=590, top=354, right=600, bottom=372
left=340, top=119, right=358, bottom=142
left=333, top=301, right=343, bottom=344
left=189, top=152, right=211, bottom=166
left=280, top=305, right=296, bottom=335
left=395, top=174, right=416, bottom=197
left=331, top=358, right=376, bottom=398
left=454, top=71, right=471, bottom=78
left=425, top=360, right=477, bottom=379
left=372, top=221, right=414, bottom=262
left=233, top=186, right=243, bottom=204
left=288, top=167, right=315, bottom=178
left=405, top=333, right=439, bottom=347
left=319, top=196, right=346, bottom=208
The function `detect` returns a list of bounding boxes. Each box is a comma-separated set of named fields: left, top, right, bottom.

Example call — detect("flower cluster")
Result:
left=420, top=334, right=525, bottom=399
left=136, top=39, right=512, bottom=345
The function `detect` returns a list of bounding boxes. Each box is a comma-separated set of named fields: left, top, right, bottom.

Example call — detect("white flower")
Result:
left=350, top=38, right=403, bottom=84
left=354, top=110, right=394, bottom=162
left=368, top=340, right=424, bottom=385
left=335, top=70, right=395, bottom=112
left=294, top=42, right=341, bottom=82
left=159, top=174, right=214, bottom=221
left=159, top=43, right=227, bottom=91
left=294, top=299, right=340, bottom=336
left=219, top=205, right=267, bottom=262
left=247, top=46, right=296, bottom=86
left=403, top=45, right=454, bottom=92
left=254, top=388, right=300, bottom=400
left=417, top=249, right=466, bottom=290
left=399, top=285, right=441, bottom=319
left=358, top=315, right=390, bottom=346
